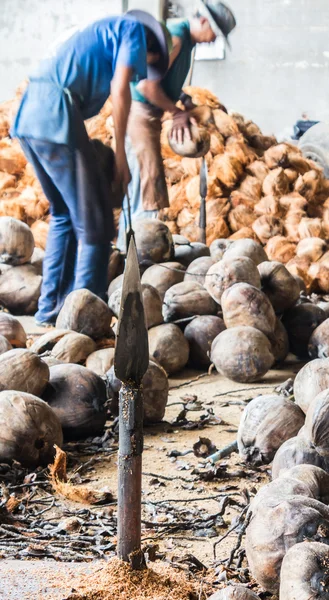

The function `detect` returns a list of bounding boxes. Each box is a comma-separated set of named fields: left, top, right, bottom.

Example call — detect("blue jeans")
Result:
left=20, top=138, right=111, bottom=323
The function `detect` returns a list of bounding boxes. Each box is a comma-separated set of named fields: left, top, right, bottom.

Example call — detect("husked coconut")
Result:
left=223, top=239, right=267, bottom=266
left=258, top=261, right=300, bottom=313
left=174, top=241, right=210, bottom=267
left=167, top=109, right=211, bottom=157
left=265, top=236, right=297, bottom=264
left=304, top=389, right=329, bottom=451
left=278, top=464, right=329, bottom=505
left=211, top=326, right=274, bottom=383
left=106, top=360, right=168, bottom=423
left=30, top=329, right=73, bottom=354
left=309, top=319, right=329, bottom=359
left=184, top=315, right=226, bottom=368
left=163, top=281, right=217, bottom=322
left=0, top=313, right=26, bottom=348
left=141, top=262, right=185, bottom=301
left=30, top=247, right=44, bottom=275
left=51, top=332, right=96, bottom=364
left=0, top=264, right=42, bottom=315
left=0, top=349, right=49, bottom=396
left=221, top=283, right=276, bottom=337
left=56, top=289, right=113, bottom=340
left=107, top=273, right=124, bottom=298
left=237, top=394, right=305, bottom=465
left=294, top=358, right=329, bottom=413
left=0, top=390, right=63, bottom=467
left=0, top=335, right=12, bottom=355
left=107, top=247, right=124, bottom=285
left=42, top=364, right=107, bottom=440
left=272, top=433, right=329, bottom=479
left=85, top=348, right=115, bottom=376
left=184, top=256, right=215, bottom=286
left=209, top=239, right=232, bottom=262
left=245, top=495, right=329, bottom=594
left=280, top=542, right=329, bottom=600
left=270, top=318, right=289, bottom=363
left=296, top=237, right=327, bottom=262
left=134, top=219, right=174, bottom=263
left=207, top=588, right=260, bottom=600
left=0, top=217, right=34, bottom=265
left=205, top=257, right=261, bottom=305
left=283, top=303, right=326, bottom=358
left=148, top=323, right=189, bottom=375
left=109, top=283, right=163, bottom=329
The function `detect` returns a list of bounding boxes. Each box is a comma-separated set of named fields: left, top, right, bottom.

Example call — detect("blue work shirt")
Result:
left=11, top=16, right=147, bottom=145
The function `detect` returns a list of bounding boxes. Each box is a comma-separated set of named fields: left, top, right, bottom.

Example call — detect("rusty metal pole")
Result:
left=114, top=237, right=149, bottom=569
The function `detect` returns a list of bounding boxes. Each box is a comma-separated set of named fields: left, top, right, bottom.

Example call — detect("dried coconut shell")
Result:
left=258, top=261, right=300, bottom=312
left=275, top=464, right=329, bottom=504
left=174, top=241, right=210, bottom=267
left=252, top=215, right=283, bottom=244
left=0, top=313, right=26, bottom=348
left=184, top=256, right=214, bottom=286
left=30, top=247, right=44, bottom=275
left=0, top=348, right=49, bottom=396
left=163, top=281, right=217, bottom=322
left=56, top=288, right=113, bottom=340
left=184, top=315, right=225, bottom=368
left=271, top=317, right=289, bottom=363
left=205, top=256, right=261, bottom=304
left=272, top=433, right=329, bottom=479
left=208, top=588, right=260, bottom=600
left=0, top=217, right=34, bottom=265
left=229, top=227, right=258, bottom=241
left=85, top=348, right=115, bottom=376
left=0, top=264, right=41, bottom=315
left=262, top=167, right=290, bottom=197
left=296, top=237, right=327, bottom=262
left=222, top=283, right=276, bottom=337
left=141, top=262, right=185, bottom=301
left=304, top=388, right=329, bottom=450
left=134, top=219, right=174, bottom=263
left=246, top=160, right=270, bottom=183
left=265, top=236, right=296, bottom=263
left=280, top=541, right=329, bottom=600
left=51, top=332, right=97, bottom=364
left=229, top=205, right=255, bottom=232
left=237, top=394, right=305, bottom=465
left=167, top=115, right=210, bottom=158
left=148, top=323, right=189, bottom=375
left=293, top=357, right=329, bottom=413
left=283, top=303, right=326, bottom=359
left=30, top=329, right=73, bottom=354
left=211, top=326, right=274, bottom=383
left=223, top=239, right=267, bottom=265
left=309, top=319, right=329, bottom=359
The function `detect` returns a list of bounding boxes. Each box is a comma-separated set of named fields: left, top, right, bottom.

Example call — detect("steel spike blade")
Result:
left=114, top=236, right=149, bottom=384
left=199, top=156, right=208, bottom=199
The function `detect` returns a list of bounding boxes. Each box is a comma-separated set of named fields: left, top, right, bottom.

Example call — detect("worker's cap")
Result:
left=197, top=0, right=236, bottom=49
left=127, top=10, right=171, bottom=79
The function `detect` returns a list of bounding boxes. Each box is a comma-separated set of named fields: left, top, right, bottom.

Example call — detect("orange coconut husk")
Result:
left=246, top=160, right=270, bottom=183
left=209, top=130, right=225, bottom=155
left=308, top=262, right=329, bottom=293
left=229, top=227, right=258, bottom=241
left=228, top=205, right=255, bottom=232
left=163, top=157, right=185, bottom=183
left=0, top=139, right=27, bottom=175
left=238, top=175, right=262, bottom=201
left=263, top=143, right=294, bottom=169
left=265, top=236, right=297, bottom=264
left=286, top=255, right=312, bottom=289
left=0, top=199, right=25, bottom=221
left=177, top=207, right=195, bottom=229
left=225, top=135, right=257, bottom=166
left=31, top=220, right=49, bottom=250
left=252, top=215, right=284, bottom=244
left=279, top=191, right=308, bottom=211
left=212, top=109, right=239, bottom=138
left=210, top=153, right=244, bottom=188
left=182, top=85, right=223, bottom=109
left=262, top=167, right=290, bottom=197
left=0, top=172, right=16, bottom=192
left=230, top=191, right=258, bottom=209
left=298, top=217, right=324, bottom=239
left=295, top=170, right=323, bottom=202
left=284, top=168, right=299, bottom=186
left=255, top=195, right=284, bottom=217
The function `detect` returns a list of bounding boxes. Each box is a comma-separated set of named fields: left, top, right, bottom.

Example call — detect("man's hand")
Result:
left=115, top=149, right=131, bottom=193
left=170, top=109, right=196, bottom=146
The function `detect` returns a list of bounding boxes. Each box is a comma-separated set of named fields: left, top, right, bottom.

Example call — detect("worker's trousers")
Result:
left=19, top=138, right=111, bottom=324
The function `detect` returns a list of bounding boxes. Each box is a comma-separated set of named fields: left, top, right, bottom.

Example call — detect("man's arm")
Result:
left=111, top=64, right=133, bottom=191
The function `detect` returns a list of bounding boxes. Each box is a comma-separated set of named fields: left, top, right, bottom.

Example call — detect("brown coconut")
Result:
left=141, top=262, right=186, bottom=301
left=309, top=319, right=329, bottom=359
left=298, top=217, right=324, bottom=239
left=229, top=227, right=258, bottom=241
left=30, top=247, right=44, bottom=275
left=252, top=215, right=283, bottom=244
left=0, top=390, right=63, bottom=467
left=280, top=542, right=329, bottom=600
left=209, top=239, right=232, bottom=262
left=223, top=239, right=267, bottom=266
left=0, top=334, right=12, bottom=355
left=309, top=262, right=329, bottom=294
left=30, top=329, right=73, bottom=354
left=247, top=159, right=270, bottom=183
left=221, top=283, right=276, bottom=337
left=167, top=112, right=210, bottom=158
left=106, top=360, right=168, bottom=423
left=245, top=495, right=329, bottom=594
left=107, top=273, right=124, bottom=298
left=56, top=288, right=113, bottom=340
left=184, top=315, right=226, bottom=368
left=254, top=195, right=283, bottom=217
left=228, top=205, right=255, bottom=232
left=270, top=318, right=289, bottom=363
left=205, top=257, right=261, bottom=304
left=0, top=216, right=34, bottom=265
left=148, top=323, right=189, bottom=375
left=278, top=464, right=329, bottom=505
left=109, top=283, right=163, bottom=329
left=304, top=388, right=329, bottom=451
left=210, top=326, right=274, bottom=383
left=208, top=588, right=260, bottom=600
left=279, top=191, right=308, bottom=211
left=265, top=236, right=296, bottom=264
left=283, top=304, right=326, bottom=358
left=296, top=237, right=327, bottom=262
left=258, top=261, right=300, bottom=313
left=0, top=349, right=49, bottom=396
left=107, top=247, right=124, bottom=286
left=184, top=256, right=215, bottom=286
left=85, top=348, right=115, bottom=376
left=293, top=358, right=329, bottom=414
left=51, top=332, right=96, bottom=364
left=264, top=143, right=290, bottom=169
left=237, top=394, right=305, bottom=466
left=262, top=167, right=290, bottom=197
left=163, top=281, right=217, bottom=323
left=42, top=364, right=107, bottom=440
left=174, top=241, right=210, bottom=267
left=0, top=313, right=26, bottom=347
left=134, top=219, right=174, bottom=264
left=272, top=434, right=329, bottom=479
left=0, top=264, right=42, bottom=315
left=284, top=168, right=299, bottom=186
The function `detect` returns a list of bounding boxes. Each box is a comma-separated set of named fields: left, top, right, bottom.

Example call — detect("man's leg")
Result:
left=19, top=138, right=77, bottom=324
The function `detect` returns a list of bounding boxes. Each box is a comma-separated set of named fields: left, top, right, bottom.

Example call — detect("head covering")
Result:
left=127, top=10, right=170, bottom=79
left=198, top=0, right=236, bottom=49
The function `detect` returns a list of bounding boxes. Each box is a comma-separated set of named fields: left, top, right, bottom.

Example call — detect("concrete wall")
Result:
left=1, top=0, right=329, bottom=135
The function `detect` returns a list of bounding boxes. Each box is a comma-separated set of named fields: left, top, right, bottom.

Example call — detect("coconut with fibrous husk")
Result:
left=296, top=237, right=327, bottom=262
left=284, top=168, right=298, bottom=186
left=209, top=239, right=232, bottom=262
left=184, top=315, right=225, bottom=368
left=280, top=542, right=329, bottom=600
left=263, top=143, right=291, bottom=169
left=228, top=205, right=255, bottom=232
left=298, top=217, right=324, bottom=239
left=229, top=227, right=258, bottom=241
left=0, top=264, right=41, bottom=314
left=245, top=494, right=329, bottom=594
left=0, top=348, right=49, bottom=396
left=265, top=236, right=296, bottom=264
left=309, top=319, right=329, bottom=359
left=42, top=364, right=107, bottom=440
left=210, top=153, right=243, bottom=188
left=294, top=357, right=329, bottom=414
left=0, top=390, right=62, bottom=467
left=30, top=220, right=48, bottom=251
left=141, top=262, right=186, bottom=301
left=308, top=262, right=329, bottom=293
left=272, top=433, right=329, bottom=479
left=85, top=348, right=115, bottom=376
left=262, top=167, right=290, bottom=197
left=221, top=283, right=276, bottom=337
left=134, top=219, right=174, bottom=264
left=237, top=394, right=304, bottom=466
left=211, top=326, right=274, bottom=383
left=258, top=261, right=300, bottom=313
left=208, top=588, right=260, bottom=600
left=252, top=215, right=283, bottom=244
left=279, top=191, right=308, bottom=211
left=254, top=195, right=283, bottom=218
left=50, top=332, right=96, bottom=364
left=286, top=256, right=312, bottom=289
left=295, top=169, right=323, bottom=201
left=148, top=323, right=189, bottom=375
left=0, top=313, right=26, bottom=347
left=184, top=256, right=214, bottom=286
left=238, top=175, right=262, bottom=200
left=174, top=241, right=210, bottom=267
left=246, top=159, right=270, bottom=183
left=283, top=303, right=326, bottom=358
left=56, top=288, right=113, bottom=340
left=223, top=239, right=267, bottom=266
left=106, top=360, right=168, bottom=423
left=270, top=318, right=289, bottom=363
left=205, top=257, right=261, bottom=305
left=0, top=216, right=34, bottom=265
left=162, top=281, right=217, bottom=323
left=230, top=191, right=258, bottom=210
